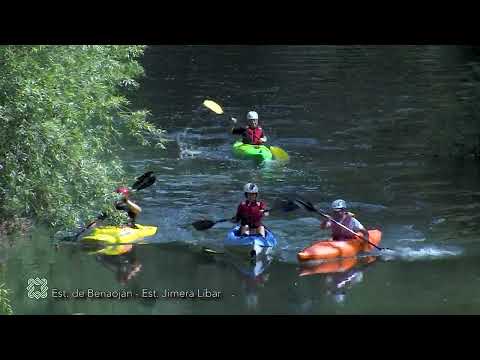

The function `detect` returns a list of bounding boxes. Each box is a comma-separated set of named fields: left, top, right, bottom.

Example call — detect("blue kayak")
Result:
left=224, top=225, right=277, bottom=258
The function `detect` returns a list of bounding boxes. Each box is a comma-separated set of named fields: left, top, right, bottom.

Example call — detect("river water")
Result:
left=3, top=45, right=480, bottom=314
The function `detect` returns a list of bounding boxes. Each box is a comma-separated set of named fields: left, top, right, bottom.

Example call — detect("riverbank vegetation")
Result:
left=0, top=283, right=13, bottom=315
left=0, top=46, right=166, bottom=235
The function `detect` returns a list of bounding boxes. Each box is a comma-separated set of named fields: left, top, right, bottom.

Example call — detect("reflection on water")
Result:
left=298, top=256, right=377, bottom=307
left=95, top=249, right=143, bottom=285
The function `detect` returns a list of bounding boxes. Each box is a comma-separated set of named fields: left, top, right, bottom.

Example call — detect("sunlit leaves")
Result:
left=0, top=283, right=13, bottom=315
left=0, top=45, right=166, bottom=229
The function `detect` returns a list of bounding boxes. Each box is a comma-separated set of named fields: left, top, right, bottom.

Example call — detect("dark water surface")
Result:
left=4, top=46, right=480, bottom=314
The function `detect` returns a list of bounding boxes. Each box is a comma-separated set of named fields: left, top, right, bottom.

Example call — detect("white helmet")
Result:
left=244, top=183, right=259, bottom=193
left=246, top=111, right=259, bottom=120
left=331, top=199, right=347, bottom=210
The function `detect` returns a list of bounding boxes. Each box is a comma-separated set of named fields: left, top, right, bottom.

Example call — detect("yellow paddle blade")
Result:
left=203, top=100, right=224, bottom=114
left=270, top=146, right=289, bottom=161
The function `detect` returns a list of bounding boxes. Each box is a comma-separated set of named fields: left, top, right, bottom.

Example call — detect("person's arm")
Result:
left=360, top=228, right=369, bottom=240
left=260, top=202, right=269, bottom=217
left=231, top=118, right=246, bottom=135
left=126, top=199, right=142, bottom=215
left=352, top=218, right=369, bottom=240
left=259, top=129, right=267, bottom=143
left=230, top=117, right=237, bottom=133
left=320, top=219, right=332, bottom=229
left=232, top=127, right=247, bottom=135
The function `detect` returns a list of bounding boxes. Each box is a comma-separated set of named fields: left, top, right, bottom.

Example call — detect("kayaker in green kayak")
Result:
left=320, top=199, right=369, bottom=241
left=231, top=111, right=268, bottom=145
left=232, top=183, right=269, bottom=237
left=114, top=186, right=142, bottom=228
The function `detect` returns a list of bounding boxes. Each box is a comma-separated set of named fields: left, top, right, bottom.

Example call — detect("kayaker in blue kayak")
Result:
left=231, top=111, right=268, bottom=145
left=320, top=199, right=369, bottom=241
left=114, top=187, right=142, bottom=228
left=232, top=183, right=269, bottom=237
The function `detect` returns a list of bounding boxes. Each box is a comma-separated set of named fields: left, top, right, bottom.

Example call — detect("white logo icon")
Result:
left=27, top=278, right=48, bottom=299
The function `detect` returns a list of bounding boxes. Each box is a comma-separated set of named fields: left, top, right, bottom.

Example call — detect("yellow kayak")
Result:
left=80, top=224, right=157, bottom=256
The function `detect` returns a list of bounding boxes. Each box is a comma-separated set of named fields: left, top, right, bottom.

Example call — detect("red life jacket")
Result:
left=243, top=127, right=264, bottom=145
left=236, top=200, right=266, bottom=227
left=331, top=214, right=356, bottom=240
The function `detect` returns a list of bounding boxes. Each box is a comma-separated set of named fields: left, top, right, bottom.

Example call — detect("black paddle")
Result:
left=192, top=218, right=232, bottom=231
left=192, top=199, right=300, bottom=231
left=132, top=171, right=156, bottom=190
left=69, top=171, right=156, bottom=240
left=293, top=198, right=392, bottom=252
left=232, top=127, right=247, bottom=136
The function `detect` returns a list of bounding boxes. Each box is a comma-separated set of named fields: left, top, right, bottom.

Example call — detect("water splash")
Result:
left=380, top=245, right=462, bottom=261
left=176, top=129, right=203, bottom=159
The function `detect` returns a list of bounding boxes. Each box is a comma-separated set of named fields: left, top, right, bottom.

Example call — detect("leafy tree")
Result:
left=0, top=46, right=166, bottom=229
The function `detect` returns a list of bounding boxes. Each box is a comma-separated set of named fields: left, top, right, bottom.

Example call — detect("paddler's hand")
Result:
left=320, top=219, right=331, bottom=229
left=231, top=117, right=237, bottom=124
left=261, top=209, right=270, bottom=216
left=98, top=212, right=108, bottom=221
left=359, top=229, right=369, bottom=241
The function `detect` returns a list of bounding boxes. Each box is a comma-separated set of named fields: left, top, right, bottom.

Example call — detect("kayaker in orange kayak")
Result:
left=232, top=183, right=269, bottom=237
left=320, top=199, right=369, bottom=241
left=231, top=111, right=268, bottom=145
left=114, top=186, right=142, bottom=228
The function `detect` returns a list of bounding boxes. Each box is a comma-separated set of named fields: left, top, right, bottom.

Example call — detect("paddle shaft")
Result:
left=59, top=243, right=227, bottom=258
left=209, top=208, right=271, bottom=227
left=228, top=207, right=277, bottom=224
left=74, top=219, right=98, bottom=240
left=61, top=242, right=222, bottom=252
left=196, top=206, right=283, bottom=231
left=61, top=241, right=149, bottom=247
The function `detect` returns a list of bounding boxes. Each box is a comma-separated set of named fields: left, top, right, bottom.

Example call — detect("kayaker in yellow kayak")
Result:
left=320, top=199, right=369, bottom=241
left=231, top=111, right=268, bottom=145
left=232, top=183, right=269, bottom=237
left=114, top=187, right=142, bottom=228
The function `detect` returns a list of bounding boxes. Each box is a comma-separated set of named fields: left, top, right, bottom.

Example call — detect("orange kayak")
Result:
left=297, top=229, right=382, bottom=262
left=299, top=256, right=377, bottom=276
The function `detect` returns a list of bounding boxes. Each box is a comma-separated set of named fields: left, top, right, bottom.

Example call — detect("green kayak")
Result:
left=232, top=140, right=273, bottom=162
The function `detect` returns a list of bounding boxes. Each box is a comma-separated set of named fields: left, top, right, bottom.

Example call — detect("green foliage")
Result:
left=0, top=283, right=13, bottom=315
left=0, top=45, right=166, bottom=229
left=102, top=209, right=131, bottom=227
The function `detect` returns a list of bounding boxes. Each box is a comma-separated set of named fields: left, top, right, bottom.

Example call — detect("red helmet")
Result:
left=116, top=187, right=130, bottom=196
